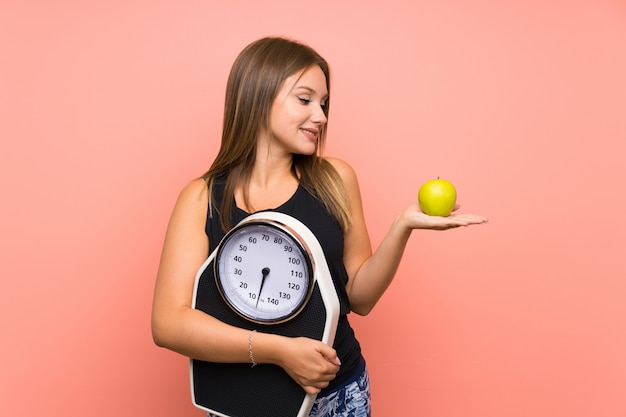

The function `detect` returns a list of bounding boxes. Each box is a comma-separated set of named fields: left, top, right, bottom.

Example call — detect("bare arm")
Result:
left=328, top=158, right=488, bottom=315
left=151, top=179, right=340, bottom=394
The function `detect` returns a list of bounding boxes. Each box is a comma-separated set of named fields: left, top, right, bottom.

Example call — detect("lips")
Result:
left=300, top=127, right=319, bottom=140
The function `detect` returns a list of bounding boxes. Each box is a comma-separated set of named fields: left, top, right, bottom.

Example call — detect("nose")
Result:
left=311, top=103, right=327, bottom=125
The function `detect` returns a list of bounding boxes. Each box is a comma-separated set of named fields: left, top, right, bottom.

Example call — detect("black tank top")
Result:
left=205, top=176, right=362, bottom=390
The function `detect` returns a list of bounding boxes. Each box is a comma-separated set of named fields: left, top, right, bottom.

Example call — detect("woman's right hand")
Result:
left=275, top=337, right=341, bottom=395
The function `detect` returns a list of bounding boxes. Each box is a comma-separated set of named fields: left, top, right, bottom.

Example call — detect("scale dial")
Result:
left=214, top=219, right=315, bottom=324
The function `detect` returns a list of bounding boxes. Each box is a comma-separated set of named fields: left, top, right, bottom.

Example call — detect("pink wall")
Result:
left=2, top=1, right=625, bottom=416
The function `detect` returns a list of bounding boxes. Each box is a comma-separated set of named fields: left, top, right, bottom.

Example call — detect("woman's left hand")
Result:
left=401, top=203, right=488, bottom=231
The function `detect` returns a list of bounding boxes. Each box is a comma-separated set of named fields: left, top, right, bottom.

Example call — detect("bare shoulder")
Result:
left=169, top=178, right=210, bottom=222
left=324, top=157, right=359, bottom=187
left=177, top=178, right=209, bottom=204
left=161, top=178, right=210, bottom=258
left=324, top=156, right=353, bottom=172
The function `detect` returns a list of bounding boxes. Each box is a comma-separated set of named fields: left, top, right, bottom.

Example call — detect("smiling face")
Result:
left=263, top=65, right=329, bottom=157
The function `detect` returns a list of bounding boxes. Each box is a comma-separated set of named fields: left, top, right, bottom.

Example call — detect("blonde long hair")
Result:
left=203, top=37, right=350, bottom=232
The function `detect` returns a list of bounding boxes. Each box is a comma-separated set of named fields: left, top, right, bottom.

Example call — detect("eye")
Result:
left=297, top=97, right=311, bottom=105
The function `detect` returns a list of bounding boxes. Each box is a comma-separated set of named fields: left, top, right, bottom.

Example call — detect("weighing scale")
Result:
left=191, top=211, right=340, bottom=417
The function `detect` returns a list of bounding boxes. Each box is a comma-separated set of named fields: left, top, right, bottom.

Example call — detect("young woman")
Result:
left=151, top=36, right=487, bottom=417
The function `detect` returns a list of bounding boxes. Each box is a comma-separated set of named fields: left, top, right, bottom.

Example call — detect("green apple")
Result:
left=418, top=178, right=457, bottom=217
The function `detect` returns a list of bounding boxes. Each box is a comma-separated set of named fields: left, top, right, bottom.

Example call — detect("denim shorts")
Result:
left=308, top=356, right=371, bottom=417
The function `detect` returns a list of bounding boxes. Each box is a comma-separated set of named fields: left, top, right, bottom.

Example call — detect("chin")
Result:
left=293, top=145, right=317, bottom=156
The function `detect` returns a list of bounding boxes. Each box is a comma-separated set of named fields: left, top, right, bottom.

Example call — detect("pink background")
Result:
left=2, top=1, right=625, bottom=416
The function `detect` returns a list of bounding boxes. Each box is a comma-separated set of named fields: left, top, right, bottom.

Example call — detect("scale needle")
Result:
left=256, top=267, right=270, bottom=307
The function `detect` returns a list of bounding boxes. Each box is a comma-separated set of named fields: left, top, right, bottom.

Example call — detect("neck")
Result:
left=251, top=139, right=296, bottom=189
left=250, top=162, right=295, bottom=190
left=236, top=151, right=299, bottom=213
